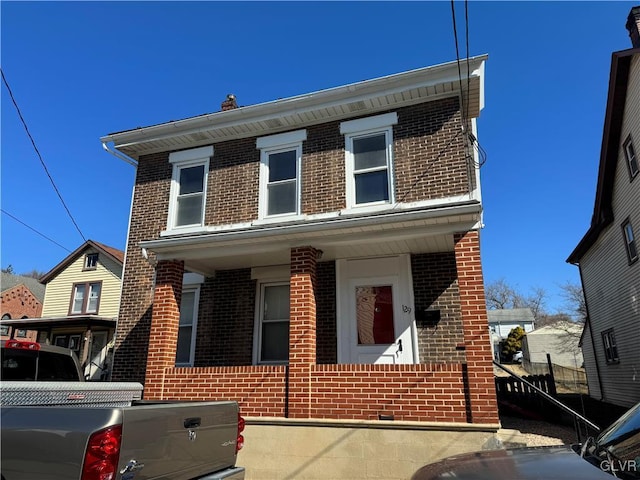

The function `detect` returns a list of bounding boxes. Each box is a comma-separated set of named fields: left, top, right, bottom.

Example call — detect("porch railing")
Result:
left=493, top=361, right=599, bottom=443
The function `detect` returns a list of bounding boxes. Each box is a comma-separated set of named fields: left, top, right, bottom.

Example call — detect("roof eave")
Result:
left=101, top=55, right=488, bottom=159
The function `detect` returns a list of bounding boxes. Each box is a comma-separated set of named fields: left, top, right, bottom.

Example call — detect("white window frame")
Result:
left=70, top=281, right=101, bottom=315
left=256, top=130, right=306, bottom=221
left=175, top=273, right=204, bottom=367
left=624, top=136, right=638, bottom=180
left=167, top=146, right=213, bottom=233
left=340, top=112, right=398, bottom=210
left=622, top=219, right=638, bottom=264
left=252, top=274, right=290, bottom=365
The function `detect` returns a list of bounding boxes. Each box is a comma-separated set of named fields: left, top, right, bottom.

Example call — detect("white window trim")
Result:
left=624, top=136, right=638, bottom=179
left=175, top=273, right=204, bottom=367
left=253, top=279, right=290, bottom=365
left=167, top=146, right=213, bottom=232
left=257, top=130, right=306, bottom=220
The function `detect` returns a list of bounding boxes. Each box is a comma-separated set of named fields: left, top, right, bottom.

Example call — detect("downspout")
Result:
left=574, top=261, right=605, bottom=401
left=102, top=141, right=138, bottom=381
left=102, top=141, right=138, bottom=167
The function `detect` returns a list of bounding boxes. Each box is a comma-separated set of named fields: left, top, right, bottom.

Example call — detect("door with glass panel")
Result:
left=348, top=275, right=413, bottom=364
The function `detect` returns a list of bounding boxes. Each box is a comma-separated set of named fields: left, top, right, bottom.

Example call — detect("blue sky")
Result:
left=1, top=1, right=637, bottom=313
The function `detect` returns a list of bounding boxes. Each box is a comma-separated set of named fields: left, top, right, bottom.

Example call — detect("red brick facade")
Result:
left=114, top=91, right=498, bottom=425
left=1, top=284, right=43, bottom=320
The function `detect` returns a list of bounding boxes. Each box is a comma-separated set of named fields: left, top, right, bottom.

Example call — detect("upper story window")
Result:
left=168, top=146, right=213, bottom=231
left=622, top=218, right=638, bottom=264
left=70, top=281, right=102, bottom=315
left=256, top=130, right=306, bottom=220
left=602, top=329, right=619, bottom=364
left=340, top=112, right=398, bottom=209
left=84, top=253, right=98, bottom=270
left=623, top=136, right=638, bottom=180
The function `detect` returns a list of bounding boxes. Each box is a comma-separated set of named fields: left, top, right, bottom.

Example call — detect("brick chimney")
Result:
left=221, top=94, right=238, bottom=111
left=627, top=6, right=640, bottom=48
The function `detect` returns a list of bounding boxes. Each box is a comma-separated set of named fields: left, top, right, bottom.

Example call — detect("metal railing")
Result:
left=494, top=361, right=599, bottom=443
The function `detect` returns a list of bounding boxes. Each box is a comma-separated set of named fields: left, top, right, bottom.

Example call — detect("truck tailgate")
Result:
left=119, top=401, right=240, bottom=480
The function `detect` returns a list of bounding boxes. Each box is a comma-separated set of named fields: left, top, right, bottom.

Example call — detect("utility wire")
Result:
left=450, top=0, right=467, bottom=129
left=1, top=209, right=72, bottom=253
left=1, top=68, right=86, bottom=242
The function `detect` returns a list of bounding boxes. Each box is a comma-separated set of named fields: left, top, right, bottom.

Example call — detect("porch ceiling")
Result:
left=141, top=202, right=481, bottom=275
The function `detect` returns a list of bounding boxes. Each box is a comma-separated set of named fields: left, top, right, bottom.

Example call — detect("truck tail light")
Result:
left=81, top=425, right=122, bottom=480
left=236, top=413, right=245, bottom=453
left=5, top=340, right=40, bottom=350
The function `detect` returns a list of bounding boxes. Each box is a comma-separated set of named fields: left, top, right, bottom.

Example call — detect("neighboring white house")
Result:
left=521, top=322, right=584, bottom=369
left=567, top=6, right=640, bottom=408
left=487, top=308, right=535, bottom=360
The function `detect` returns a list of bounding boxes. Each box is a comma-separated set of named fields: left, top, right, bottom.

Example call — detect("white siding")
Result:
left=42, top=249, right=123, bottom=318
left=580, top=54, right=640, bottom=408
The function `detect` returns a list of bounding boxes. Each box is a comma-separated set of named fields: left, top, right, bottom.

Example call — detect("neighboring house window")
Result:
left=84, top=253, right=99, bottom=270
left=602, top=329, right=619, bottom=364
left=256, top=282, right=290, bottom=363
left=2, top=314, right=11, bottom=320
left=15, top=329, right=27, bottom=338
left=256, top=130, right=306, bottom=219
left=175, top=273, right=203, bottom=366
left=70, top=282, right=102, bottom=314
left=168, top=146, right=213, bottom=231
left=340, top=112, right=398, bottom=209
left=622, top=219, right=638, bottom=264
left=624, top=136, right=638, bottom=180
left=0, top=325, right=9, bottom=335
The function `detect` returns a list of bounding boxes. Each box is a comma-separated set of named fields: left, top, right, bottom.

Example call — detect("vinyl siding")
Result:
left=580, top=54, right=640, bottom=408
left=42, top=250, right=123, bottom=318
left=581, top=323, right=602, bottom=399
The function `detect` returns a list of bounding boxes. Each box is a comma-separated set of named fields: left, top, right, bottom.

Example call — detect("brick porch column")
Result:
left=288, top=246, right=319, bottom=418
left=144, top=260, right=184, bottom=399
left=454, top=231, right=499, bottom=424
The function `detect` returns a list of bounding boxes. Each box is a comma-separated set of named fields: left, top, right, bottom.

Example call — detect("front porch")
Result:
left=141, top=230, right=498, bottom=425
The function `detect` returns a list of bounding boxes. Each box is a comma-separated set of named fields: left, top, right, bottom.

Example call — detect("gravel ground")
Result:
left=500, top=415, right=579, bottom=446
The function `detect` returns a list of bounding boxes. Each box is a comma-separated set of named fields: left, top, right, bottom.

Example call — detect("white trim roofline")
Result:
left=101, top=55, right=487, bottom=157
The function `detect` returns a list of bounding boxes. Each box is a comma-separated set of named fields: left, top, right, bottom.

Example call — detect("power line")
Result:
left=1, top=68, right=87, bottom=243
left=1, top=209, right=72, bottom=253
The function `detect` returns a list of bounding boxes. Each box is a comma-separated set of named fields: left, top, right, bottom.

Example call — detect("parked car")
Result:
left=411, top=401, right=640, bottom=479
left=512, top=350, right=523, bottom=362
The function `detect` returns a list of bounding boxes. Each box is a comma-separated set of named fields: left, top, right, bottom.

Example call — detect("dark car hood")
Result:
left=411, top=445, right=613, bottom=480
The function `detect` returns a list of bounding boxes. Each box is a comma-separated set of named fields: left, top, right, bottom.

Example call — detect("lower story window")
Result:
left=176, top=286, right=199, bottom=366
left=602, top=329, right=619, bottom=364
left=257, top=282, right=289, bottom=363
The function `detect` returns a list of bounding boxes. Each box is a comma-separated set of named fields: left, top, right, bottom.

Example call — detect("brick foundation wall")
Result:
left=161, top=366, right=287, bottom=417
left=411, top=253, right=465, bottom=363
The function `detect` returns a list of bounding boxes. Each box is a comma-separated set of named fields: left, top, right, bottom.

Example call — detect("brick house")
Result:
left=1, top=272, right=45, bottom=341
left=102, top=56, right=498, bottom=425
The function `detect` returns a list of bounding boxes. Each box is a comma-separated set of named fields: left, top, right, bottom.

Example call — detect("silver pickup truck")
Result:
left=1, top=339, right=245, bottom=480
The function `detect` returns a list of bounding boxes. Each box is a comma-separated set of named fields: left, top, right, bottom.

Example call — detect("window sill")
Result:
left=161, top=225, right=207, bottom=237
left=340, top=203, right=394, bottom=216
left=253, top=214, right=305, bottom=226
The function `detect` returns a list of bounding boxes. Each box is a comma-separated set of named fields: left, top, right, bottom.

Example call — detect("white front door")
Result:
left=337, top=255, right=417, bottom=364
left=87, top=331, right=108, bottom=380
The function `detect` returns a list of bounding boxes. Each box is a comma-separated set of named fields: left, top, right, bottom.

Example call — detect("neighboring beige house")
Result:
left=567, top=6, right=640, bottom=408
left=1, top=240, right=124, bottom=380
left=521, top=322, right=584, bottom=369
